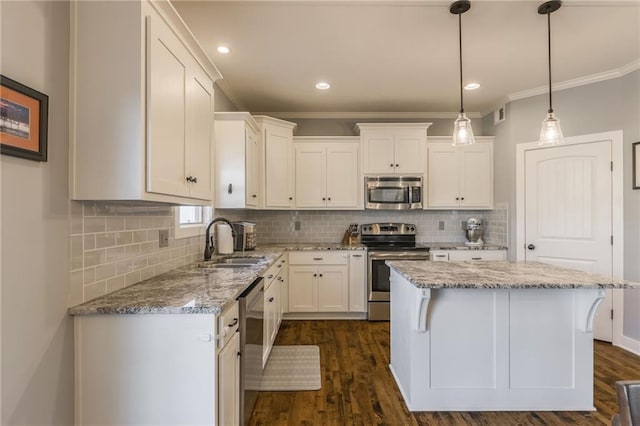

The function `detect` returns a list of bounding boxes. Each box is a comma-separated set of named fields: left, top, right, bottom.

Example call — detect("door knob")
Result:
left=527, top=244, right=536, bottom=250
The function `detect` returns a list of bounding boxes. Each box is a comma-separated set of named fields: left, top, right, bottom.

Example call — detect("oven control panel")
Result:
left=361, top=223, right=416, bottom=236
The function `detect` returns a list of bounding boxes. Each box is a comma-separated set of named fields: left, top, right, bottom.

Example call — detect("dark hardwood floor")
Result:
left=248, top=320, right=640, bottom=426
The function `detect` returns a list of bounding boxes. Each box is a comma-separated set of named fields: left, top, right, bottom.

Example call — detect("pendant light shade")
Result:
left=450, top=0, right=476, bottom=146
left=538, top=0, right=564, bottom=145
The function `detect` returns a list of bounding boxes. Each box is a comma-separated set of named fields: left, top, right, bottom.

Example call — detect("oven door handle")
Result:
left=369, top=253, right=430, bottom=261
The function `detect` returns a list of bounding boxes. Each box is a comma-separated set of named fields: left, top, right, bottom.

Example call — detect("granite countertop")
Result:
left=68, top=243, right=365, bottom=316
left=387, top=260, right=640, bottom=289
left=263, top=243, right=367, bottom=251
left=422, top=242, right=508, bottom=250
left=68, top=249, right=284, bottom=316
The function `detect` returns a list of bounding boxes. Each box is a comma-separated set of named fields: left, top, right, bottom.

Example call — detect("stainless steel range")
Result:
left=361, top=223, right=430, bottom=321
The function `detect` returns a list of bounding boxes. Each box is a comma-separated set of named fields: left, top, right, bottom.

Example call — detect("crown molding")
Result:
left=251, top=111, right=482, bottom=120
left=508, top=59, right=640, bottom=103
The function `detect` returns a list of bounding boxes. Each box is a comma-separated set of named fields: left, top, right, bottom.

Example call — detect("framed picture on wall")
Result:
left=634, top=142, right=640, bottom=189
left=0, top=75, right=48, bottom=162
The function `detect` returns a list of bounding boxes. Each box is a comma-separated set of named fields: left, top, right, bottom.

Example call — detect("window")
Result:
left=174, top=205, right=212, bottom=239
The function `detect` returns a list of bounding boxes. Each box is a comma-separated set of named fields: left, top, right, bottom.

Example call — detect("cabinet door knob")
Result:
left=268, top=297, right=274, bottom=303
left=289, top=197, right=293, bottom=201
left=252, top=194, right=257, bottom=198
left=319, top=274, right=323, bottom=277
left=328, top=197, right=331, bottom=201
left=322, top=197, right=326, bottom=201
left=395, top=164, right=399, bottom=167
left=455, top=197, right=459, bottom=200
left=461, top=197, right=464, bottom=200
left=186, top=176, right=193, bottom=183
left=192, top=176, right=197, bottom=183
left=313, top=273, right=317, bottom=277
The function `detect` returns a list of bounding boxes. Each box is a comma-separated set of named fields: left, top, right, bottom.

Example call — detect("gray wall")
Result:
left=482, top=70, right=640, bottom=341
left=214, top=82, right=238, bottom=112
left=1, top=1, right=74, bottom=424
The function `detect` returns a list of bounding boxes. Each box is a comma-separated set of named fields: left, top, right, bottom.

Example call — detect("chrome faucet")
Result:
left=204, top=217, right=236, bottom=261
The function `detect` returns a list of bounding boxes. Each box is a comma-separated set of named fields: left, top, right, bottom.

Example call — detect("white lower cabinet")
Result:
left=348, top=252, right=367, bottom=312
left=262, top=255, right=287, bottom=367
left=288, top=251, right=350, bottom=313
left=431, top=249, right=507, bottom=262
left=218, top=331, right=240, bottom=426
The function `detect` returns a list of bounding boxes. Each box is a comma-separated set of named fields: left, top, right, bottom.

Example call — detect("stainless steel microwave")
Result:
left=365, top=176, right=423, bottom=210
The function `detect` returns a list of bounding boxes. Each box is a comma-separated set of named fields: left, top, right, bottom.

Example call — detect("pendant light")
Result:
left=450, top=0, right=476, bottom=146
left=538, top=0, right=564, bottom=145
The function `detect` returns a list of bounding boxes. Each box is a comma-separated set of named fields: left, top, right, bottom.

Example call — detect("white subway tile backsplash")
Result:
left=68, top=201, right=202, bottom=307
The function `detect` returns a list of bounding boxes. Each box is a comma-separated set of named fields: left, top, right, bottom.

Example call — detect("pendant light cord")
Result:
left=458, top=12, right=464, bottom=114
left=547, top=12, right=553, bottom=114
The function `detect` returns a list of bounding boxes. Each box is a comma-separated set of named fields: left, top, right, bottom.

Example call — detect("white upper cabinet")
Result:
left=70, top=0, right=221, bottom=205
left=427, top=137, right=494, bottom=209
left=214, top=112, right=261, bottom=208
left=254, top=116, right=297, bottom=209
left=294, top=137, right=361, bottom=209
left=357, top=123, right=430, bottom=175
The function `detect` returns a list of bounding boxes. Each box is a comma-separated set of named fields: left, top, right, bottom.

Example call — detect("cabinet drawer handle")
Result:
left=435, top=255, right=447, bottom=258
left=312, top=257, right=323, bottom=261
left=471, top=257, right=482, bottom=260
left=227, top=318, right=238, bottom=327
left=353, top=254, right=363, bottom=258
left=267, top=274, right=274, bottom=279
left=268, top=297, right=274, bottom=303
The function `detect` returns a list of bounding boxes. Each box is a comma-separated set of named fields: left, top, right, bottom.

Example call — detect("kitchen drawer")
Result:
left=448, top=250, right=506, bottom=261
left=288, top=251, right=349, bottom=265
left=263, top=254, right=286, bottom=290
left=218, top=301, right=239, bottom=349
left=431, top=250, right=450, bottom=261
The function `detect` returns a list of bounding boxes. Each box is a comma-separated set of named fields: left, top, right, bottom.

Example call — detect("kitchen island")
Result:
left=387, top=260, right=640, bottom=412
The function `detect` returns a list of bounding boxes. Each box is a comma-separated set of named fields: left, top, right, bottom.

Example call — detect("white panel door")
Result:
left=245, top=125, right=260, bottom=206
left=427, top=144, right=460, bottom=207
left=317, top=266, right=349, bottom=312
left=364, top=131, right=395, bottom=174
left=218, top=331, right=240, bottom=426
left=264, top=127, right=294, bottom=208
left=186, top=67, right=214, bottom=200
left=288, top=267, right=317, bottom=312
left=460, top=144, right=492, bottom=208
left=147, top=15, right=189, bottom=197
left=525, top=140, right=613, bottom=341
left=393, top=129, right=426, bottom=174
left=326, top=144, right=359, bottom=208
left=295, top=144, right=326, bottom=208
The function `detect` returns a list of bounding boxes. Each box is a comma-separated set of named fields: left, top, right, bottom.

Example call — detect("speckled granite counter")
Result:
left=387, top=260, right=640, bottom=289
left=423, top=242, right=507, bottom=250
left=68, top=250, right=284, bottom=315
left=68, top=243, right=365, bottom=316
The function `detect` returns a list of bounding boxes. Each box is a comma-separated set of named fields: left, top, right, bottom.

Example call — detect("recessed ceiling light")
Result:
left=315, top=82, right=331, bottom=90
left=464, top=82, right=480, bottom=91
left=217, top=46, right=231, bottom=54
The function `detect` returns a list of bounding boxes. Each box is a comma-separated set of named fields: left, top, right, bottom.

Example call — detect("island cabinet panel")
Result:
left=74, top=314, right=217, bottom=425
left=70, top=0, right=220, bottom=204
left=389, top=270, right=603, bottom=411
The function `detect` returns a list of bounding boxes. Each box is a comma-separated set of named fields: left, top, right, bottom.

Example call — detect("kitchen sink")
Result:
left=220, top=257, right=265, bottom=264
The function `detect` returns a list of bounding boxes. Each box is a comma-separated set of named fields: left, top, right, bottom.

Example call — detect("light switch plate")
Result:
left=159, top=229, right=169, bottom=248
left=438, top=221, right=445, bottom=230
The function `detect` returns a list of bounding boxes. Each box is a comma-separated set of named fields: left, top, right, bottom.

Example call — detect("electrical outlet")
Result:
left=294, top=221, right=301, bottom=231
left=159, top=229, right=169, bottom=248
left=438, top=221, right=445, bottom=230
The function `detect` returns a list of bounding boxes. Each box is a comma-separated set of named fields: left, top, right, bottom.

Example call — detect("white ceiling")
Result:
left=173, top=0, right=640, bottom=116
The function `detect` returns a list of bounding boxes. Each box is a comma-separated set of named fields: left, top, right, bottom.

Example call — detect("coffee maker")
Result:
left=232, top=221, right=257, bottom=251
left=463, top=217, right=484, bottom=246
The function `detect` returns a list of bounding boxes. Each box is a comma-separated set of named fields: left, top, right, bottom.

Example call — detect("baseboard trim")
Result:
left=617, top=335, right=640, bottom=357
left=283, top=312, right=367, bottom=320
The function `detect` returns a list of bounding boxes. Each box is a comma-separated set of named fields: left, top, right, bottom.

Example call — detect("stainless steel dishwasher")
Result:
left=238, top=277, right=264, bottom=426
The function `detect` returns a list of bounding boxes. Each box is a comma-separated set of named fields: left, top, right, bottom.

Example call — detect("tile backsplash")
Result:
left=215, top=208, right=507, bottom=246
left=68, top=201, right=203, bottom=307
